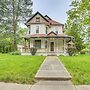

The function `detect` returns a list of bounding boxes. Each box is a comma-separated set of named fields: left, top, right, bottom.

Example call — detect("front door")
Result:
left=50, top=42, right=54, bottom=51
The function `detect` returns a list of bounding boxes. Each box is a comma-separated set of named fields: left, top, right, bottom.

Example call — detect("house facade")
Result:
left=22, top=12, right=73, bottom=56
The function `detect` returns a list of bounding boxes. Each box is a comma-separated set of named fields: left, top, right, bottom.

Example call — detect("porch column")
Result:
left=63, top=38, right=66, bottom=54
left=47, top=38, right=49, bottom=53
left=57, top=38, right=58, bottom=53
left=24, top=38, right=27, bottom=52
left=45, top=38, right=48, bottom=55
left=32, top=38, right=35, bottom=47
left=28, top=38, right=30, bottom=49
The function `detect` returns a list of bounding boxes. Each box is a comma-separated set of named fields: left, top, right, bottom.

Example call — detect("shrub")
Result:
left=30, top=47, right=37, bottom=55
left=80, top=48, right=90, bottom=54
left=80, top=50, right=85, bottom=54
left=67, top=47, right=76, bottom=56
left=10, top=51, right=21, bottom=55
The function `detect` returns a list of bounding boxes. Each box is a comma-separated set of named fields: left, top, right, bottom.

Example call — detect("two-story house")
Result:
left=23, top=12, right=73, bottom=56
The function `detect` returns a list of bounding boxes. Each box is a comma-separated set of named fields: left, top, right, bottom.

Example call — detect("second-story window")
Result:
left=36, top=26, right=39, bottom=33
left=56, top=30, right=58, bottom=34
left=46, top=27, right=48, bottom=34
left=36, top=17, right=40, bottom=22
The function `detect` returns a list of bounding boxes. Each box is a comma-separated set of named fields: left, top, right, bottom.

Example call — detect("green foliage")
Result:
left=30, top=47, right=37, bottom=55
left=60, top=55, right=90, bottom=84
left=10, top=51, right=21, bottom=55
left=0, top=0, right=33, bottom=50
left=67, top=47, right=76, bottom=56
left=65, top=0, right=90, bottom=51
left=80, top=50, right=86, bottom=54
left=0, top=38, right=14, bottom=53
left=80, top=43, right=90, bottom=54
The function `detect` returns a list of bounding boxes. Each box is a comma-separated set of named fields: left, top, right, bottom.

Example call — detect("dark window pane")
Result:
left=35, top=40, right=41, bottom=49
left=56, top=30, right=58, bottom=34
left=46, top=27, right=48, bottom=34
left=45, top=40, right=47, bottom=48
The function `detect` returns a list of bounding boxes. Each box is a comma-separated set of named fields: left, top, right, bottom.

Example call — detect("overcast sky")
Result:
left=32, top=0, right=71, bottom=24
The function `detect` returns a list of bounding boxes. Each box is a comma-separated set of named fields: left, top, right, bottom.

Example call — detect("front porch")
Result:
left=20, top=35, right=72, bottom=56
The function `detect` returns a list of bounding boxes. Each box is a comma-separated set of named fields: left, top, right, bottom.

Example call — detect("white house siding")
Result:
left=48, top=26, right=63, bottom=34
left=29, top=25, right=63, bottom=35
left=30, top=24, right=46, bottom=34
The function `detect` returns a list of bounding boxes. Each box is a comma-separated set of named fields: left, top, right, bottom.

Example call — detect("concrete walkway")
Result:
left=35, top=56, right=72, bottom=81
left=31, top=56, right=76, bottom=90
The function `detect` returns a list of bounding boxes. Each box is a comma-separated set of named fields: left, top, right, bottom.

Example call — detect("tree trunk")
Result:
left=12, top=0, right=17, bottom=51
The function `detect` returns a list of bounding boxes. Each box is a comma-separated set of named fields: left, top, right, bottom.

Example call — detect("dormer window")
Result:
left=36, top=17, right=40, bottom=22
left=36, top=26, right=39, bottom=33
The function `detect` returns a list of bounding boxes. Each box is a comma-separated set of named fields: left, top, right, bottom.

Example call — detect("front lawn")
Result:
left=59, top=55, right=90, bottom=85
left=0, top=54, right=45, bottom=84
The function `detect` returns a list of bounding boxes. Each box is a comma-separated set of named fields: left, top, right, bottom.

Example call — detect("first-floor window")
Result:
left=35, top=40, right=41, bottom=49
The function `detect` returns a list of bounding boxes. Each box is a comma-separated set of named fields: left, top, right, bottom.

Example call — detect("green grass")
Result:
left=59, top=55, right=90, bottom=85
left=0, top=54, right=45, bottom=84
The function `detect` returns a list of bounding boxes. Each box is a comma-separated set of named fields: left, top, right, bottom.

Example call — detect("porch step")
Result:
left=47, top=53, right=57, bottom=56
left=35, top=70, right=72, bottom=81
left=31, top=81, right=76, bottom=90
left=47, top=54, right=57, bottom=56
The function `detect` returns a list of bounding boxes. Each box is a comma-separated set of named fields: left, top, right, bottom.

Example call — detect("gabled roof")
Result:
left=26, top=11, right=64, bottom=26
left=47, top=31, right=57, bottom=36
left=48, top=19, right=63, bottom=25
left=45, top=15, right=52, bottom=20
left=26, top=11, right=49, bottom=23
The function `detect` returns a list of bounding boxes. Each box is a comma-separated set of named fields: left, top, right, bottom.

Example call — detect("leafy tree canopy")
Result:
left=65, top=0, right=90, bottom=51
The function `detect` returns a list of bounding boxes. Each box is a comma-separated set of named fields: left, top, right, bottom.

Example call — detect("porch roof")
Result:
left=23, top=34, right=73, bottom=39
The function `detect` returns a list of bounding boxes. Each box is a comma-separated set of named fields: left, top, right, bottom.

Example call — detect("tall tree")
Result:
left=65, top=0, right=90, bottom=51
left=0, top=0, right=33, bottom=51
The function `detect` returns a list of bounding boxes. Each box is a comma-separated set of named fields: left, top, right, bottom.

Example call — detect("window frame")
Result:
left=36, top=26, right=39, bottom=34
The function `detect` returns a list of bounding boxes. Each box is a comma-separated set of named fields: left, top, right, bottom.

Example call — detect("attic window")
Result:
left=36, top=17, right=40, bottom=22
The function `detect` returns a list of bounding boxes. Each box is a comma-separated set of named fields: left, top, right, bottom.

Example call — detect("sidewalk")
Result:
left=0, top=82, right=90, bottom=90
left=0, top=82, right=31, bottom=90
